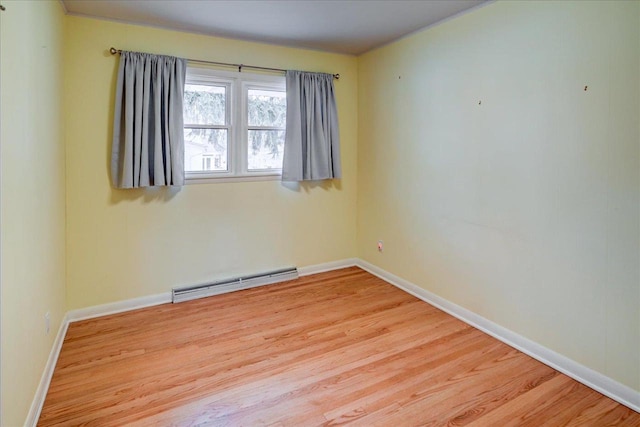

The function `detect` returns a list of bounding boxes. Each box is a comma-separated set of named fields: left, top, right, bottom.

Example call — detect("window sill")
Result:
left=185, top=172, right=281, bottom=184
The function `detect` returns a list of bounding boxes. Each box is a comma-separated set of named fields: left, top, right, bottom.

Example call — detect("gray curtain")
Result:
left=111, top=51, right=187, bottom=188
left=282, top=70, right=341, bottom=181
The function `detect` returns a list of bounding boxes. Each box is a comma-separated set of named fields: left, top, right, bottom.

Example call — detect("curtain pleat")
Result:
left=282, top=71, right=341, bottom=181
left=111, top=51, right=186, bottom=188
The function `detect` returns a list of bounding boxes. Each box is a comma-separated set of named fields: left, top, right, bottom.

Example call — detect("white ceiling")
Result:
left=61, top=0, right=488, bottom=55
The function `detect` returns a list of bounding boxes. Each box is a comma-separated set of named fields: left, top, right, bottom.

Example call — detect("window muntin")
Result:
left=184, top=68, right=285, bottom=181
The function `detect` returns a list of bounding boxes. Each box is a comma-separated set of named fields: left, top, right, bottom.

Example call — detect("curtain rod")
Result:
left=109, top=47, right=339, bottom=80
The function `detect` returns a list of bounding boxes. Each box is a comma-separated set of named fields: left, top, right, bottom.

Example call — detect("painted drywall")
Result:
left=0, top=1, right=67, bottom=425
left=357, top=0, right=640, bottom=391
left=63, top=17, right=358, bottom=310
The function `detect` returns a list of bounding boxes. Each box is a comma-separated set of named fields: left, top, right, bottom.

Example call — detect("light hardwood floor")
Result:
left=39, top=267, right=640, bottom=426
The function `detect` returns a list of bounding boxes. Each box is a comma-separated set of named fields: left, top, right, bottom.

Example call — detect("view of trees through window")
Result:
left=183, top=81, right=286, bottom=174
left=247, top=89, right=286, bottom=170
left=184, top=84, right=228, bottom=172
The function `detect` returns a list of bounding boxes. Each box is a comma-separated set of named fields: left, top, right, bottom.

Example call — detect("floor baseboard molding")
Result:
left=356, top=259, right=640, bottom=413
left=65, top=259, right=359, bottom=325
left=25, top=313, right=70, bottom=427
left=67, top=292, right=172, bottom=323
left=298, top=258, right=359, bottom=276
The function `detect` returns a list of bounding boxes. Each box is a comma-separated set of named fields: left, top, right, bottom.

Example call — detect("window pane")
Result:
left=248, top=89, right=286, bottom=127
left=183, top=84, right=226, bottom=125
left=247, top=130, right=285, bottom=170
left=184, top=128, right=228, bottom=172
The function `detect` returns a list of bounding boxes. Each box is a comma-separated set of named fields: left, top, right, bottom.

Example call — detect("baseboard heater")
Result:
left=172, top=267, right=298, bottom=303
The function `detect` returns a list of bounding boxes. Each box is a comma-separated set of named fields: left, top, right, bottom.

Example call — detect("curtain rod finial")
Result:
left=109, top=47, right=119, bottom=55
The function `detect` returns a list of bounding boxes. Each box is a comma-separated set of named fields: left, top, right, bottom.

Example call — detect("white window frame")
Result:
left=184, top=66, right=286, bottom=183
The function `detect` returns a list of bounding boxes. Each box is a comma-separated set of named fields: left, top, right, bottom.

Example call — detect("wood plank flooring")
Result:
left=38, top=267, right=640, bottom=426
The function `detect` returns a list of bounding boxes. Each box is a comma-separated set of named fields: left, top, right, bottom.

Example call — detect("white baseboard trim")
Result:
left=356, top=259, right=640, bottom=413
left=66, top=292, right=172, bottom=323
left=67, top=258, right=359, bottom=324
left=298, top=258, right=359, bottom=276
left=25, top=313, right=70, bottom=427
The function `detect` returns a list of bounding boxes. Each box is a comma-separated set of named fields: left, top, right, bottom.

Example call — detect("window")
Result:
left=183, top=67, right=286, bottom=181
left=247, top=89, right=286, bottom=171
left=184, top=83, right=229, bottom=173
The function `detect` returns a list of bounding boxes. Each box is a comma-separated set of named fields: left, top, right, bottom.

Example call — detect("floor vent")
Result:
left=172, top=267, right=298, bottom=303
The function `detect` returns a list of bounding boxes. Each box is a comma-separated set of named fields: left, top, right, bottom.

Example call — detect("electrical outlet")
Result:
left=377, top=240, right=383, bottom=252
left=45, top=311, right=50, bottom=335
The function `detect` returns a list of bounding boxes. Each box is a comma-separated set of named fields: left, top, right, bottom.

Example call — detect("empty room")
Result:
left=1, top=0, right=639, bottom=425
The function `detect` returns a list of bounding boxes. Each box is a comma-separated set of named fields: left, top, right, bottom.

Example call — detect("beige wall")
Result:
left=357, top=0, right=639, bottom=391
left=63, top=17, right=358, bottom=310
left=0, top=1, right=67, bottom=425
